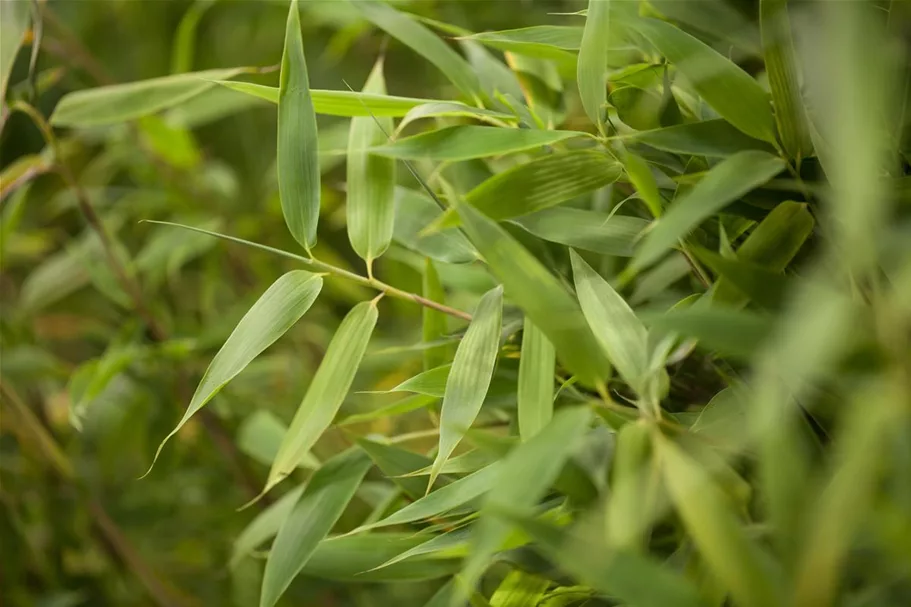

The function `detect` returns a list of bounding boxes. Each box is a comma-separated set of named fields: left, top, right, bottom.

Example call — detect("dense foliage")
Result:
left=2, top=1, right=911, bottom=606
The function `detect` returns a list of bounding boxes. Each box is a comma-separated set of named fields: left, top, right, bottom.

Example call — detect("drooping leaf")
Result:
left=456, top=202, right=610, bottom=386
left=626, top=119, right=776, bottom=157
left=511, top=207, right=647, bottom=257
left=277, top=0, right=320, bottom=250
left=629, top=17, right=776, bottom=143
left=370, top=126, right=585, bottom=161
left=430, top=286, right=503, bottom=486
left=50, top=68, right=246, bottom=127
left=145, top=271, right=322, bottom=473
left=266, top=300, right=378, bottom=494
left=517, top=317, right=555, bottom=442
left=633, top=151, right=785, bottom=270
left=355, top=0, right=482, bottom=102
left=260, top=449, right=372, bottom=607
left=347, top=58, right=396, bottom=268
left=577, top=0, right=611, bottom=129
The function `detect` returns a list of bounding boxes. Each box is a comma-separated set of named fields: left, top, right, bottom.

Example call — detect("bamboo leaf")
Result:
left=511, top=207, right=647, bottom=257
left=760, top=0, right=812, bottom=161
left=423, top=258, right=451, bottom=370
left=145, top=271, right=322, bottom=473
left=572, top=251, right=665, bottom=404
left=261, top=449, right=372, bottom=607
left=266, top=300, right=379, bottom=494
left=578, top=0, right=611, bottom=129
left=633, top=151, right=785, bottom=270
left=370, top=126, right=585, bottom=161
left=657, top=436, right=779, bottom=607
left=354, top=0, right=482, bottom=102
left=347, top=59, right=396, bottom=268
left=517, top=317, right=555, bottom=442
left=430, top=286, right=503, bottom=486
left=629, top=17, right=776, bottom=143
left=461, top=407, right=591, bottom=596
left=626, top=119, right=776, bottom=157
left=456, top=202, right=610, bottom=387
left=278, top=0, right=320, bottom=250
left=50, top=68, right=246, bottom=127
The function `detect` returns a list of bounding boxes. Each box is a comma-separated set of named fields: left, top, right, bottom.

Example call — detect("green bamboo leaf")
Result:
left=510, top=207, right=648, bottom=257
left=397, top=102, right=515, bottom=131
left=370, top=125, right=585, bottom=162
left=215, top=80, right=440, bottom=116
left=571, top=251, right=655, bottom=400
left=49, top=68, right=246, bottom=127
left=354, top=0, right=482, bottom=102
left=361, top=462, right=501, bottom=531
left=517, top=318, right=555, bottom=442
left=643, top=307, right=773, bottom=360
left=265, top=300, right=379, bottom=494
left=456, top=202, right=610, bottom=386
left=230, top=485, right=304, bottom=569
left=629, top=17, right=776, bottom=143
left=356, top=438, right=437, bottom=500
left=498, top=509, right=706, bottom=607
left=423, top=259, right=451, bottom=370
left=633, top=151, right=785, bottom=270
left=347, top=59, right=395, bottom=268
left=277, top=0, right=320, bottom=250
left=578, top=0, right=611, bottom=129
left=461, top=407, right=591, bottom=597
left=430, top=286, right=503, bottom=486
left=490, top=570, right=551, bottom=607
left=261, top=449, right=372, bottom=607
left=626, top=119, right=776, bottom=157
left=0, top=0, right=30, bottom=99
left=623, top=152, right=663, bottom=218
left=657, top=436, right=779, bottom=607
left=144, top=270, right=322, bottom=474
left=760, top=0, right=812, bottom=161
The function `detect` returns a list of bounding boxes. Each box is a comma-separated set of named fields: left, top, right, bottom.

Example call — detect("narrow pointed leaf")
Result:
left=630, top=18, right=776, bottom=143
left=49, top=68, right=246, bottom=127
left=657, top=437, right=779, bottom=607
left=517, top=318, right=555, bottom=441
left=347, top=59, right=395, bottom=266
left=511, top=207, right=647, bottom=257
left=456, top=202, right=610, bottom=386
left=147, top=271, right=322, bottom=471
left=261, top=449, right=372, bottom=607
left=266, top=300, right=378, bottom=493
left=571, top=251, right=652, bottom=398
left=423, top=258, right=451, bottom=370
left=634, top=151, right=785, bottom=269
left=627, top=119, right=775, bottom=157
left=278, top=0, right=319, bottom=249
left=355, top=0, right=482, bottom=101
left=370, top=126, right=584, bottom=161
left=430, top=286, right=503, bottom=485
left=578, top=0, right=611, bottom=129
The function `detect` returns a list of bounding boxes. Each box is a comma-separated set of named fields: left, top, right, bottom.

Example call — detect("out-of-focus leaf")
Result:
left=626, top=119, right=776, bottom=157
left=146, top=271, right=322, bottom=472
left=277, top=0, right=320, bottom=250
left=643, top=307, right=773, bottom=360
left=578, top=0, right=611, bottom=129
left=571, top=251, right=657, bottom=401
left=629, top=18, right=776, bottom=143
left=456, top=202, right=610, bottom=386
left=634, top=151, right=785, bottom=270
left=261, top=449, right=372, bottom=607
left=215, top=80, right=438, bottom=116
left=394, top=189, right=477, bottom=264
left=355, top=0, right=482, bottom=102
left=511, top=207, right=647, bottom=257
left=231, top=486, right=304, bottom=569
left=50, top=68, right=246, bottom=127
left=461, top=407, right=591, bottom=596
left=347, top=59, right=395, bottom=267
left=657, top=436, right=779, bottom=607
left=237, top=410, right=319, bottom=470
left=0, top=0, right=30, bottom=98
left=423, top=258, right=451, bottom=370
left=371, top=126, right=584, bottom=161
left=517, top=318, right=554, bottom=441
left=265, top=301, right=378, bottom=494
left=760, top=0, right=812, bottom=161
left=430, top=286, right=503, bottom=485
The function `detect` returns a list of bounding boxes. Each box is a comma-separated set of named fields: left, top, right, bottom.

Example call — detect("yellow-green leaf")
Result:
left=517, top=317, right=554, bottom=442
left=278, top=0, right=320, bottom=250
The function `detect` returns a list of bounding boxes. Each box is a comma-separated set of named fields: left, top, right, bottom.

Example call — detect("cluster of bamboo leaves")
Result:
left=3, top=0, right=911, bottom=606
